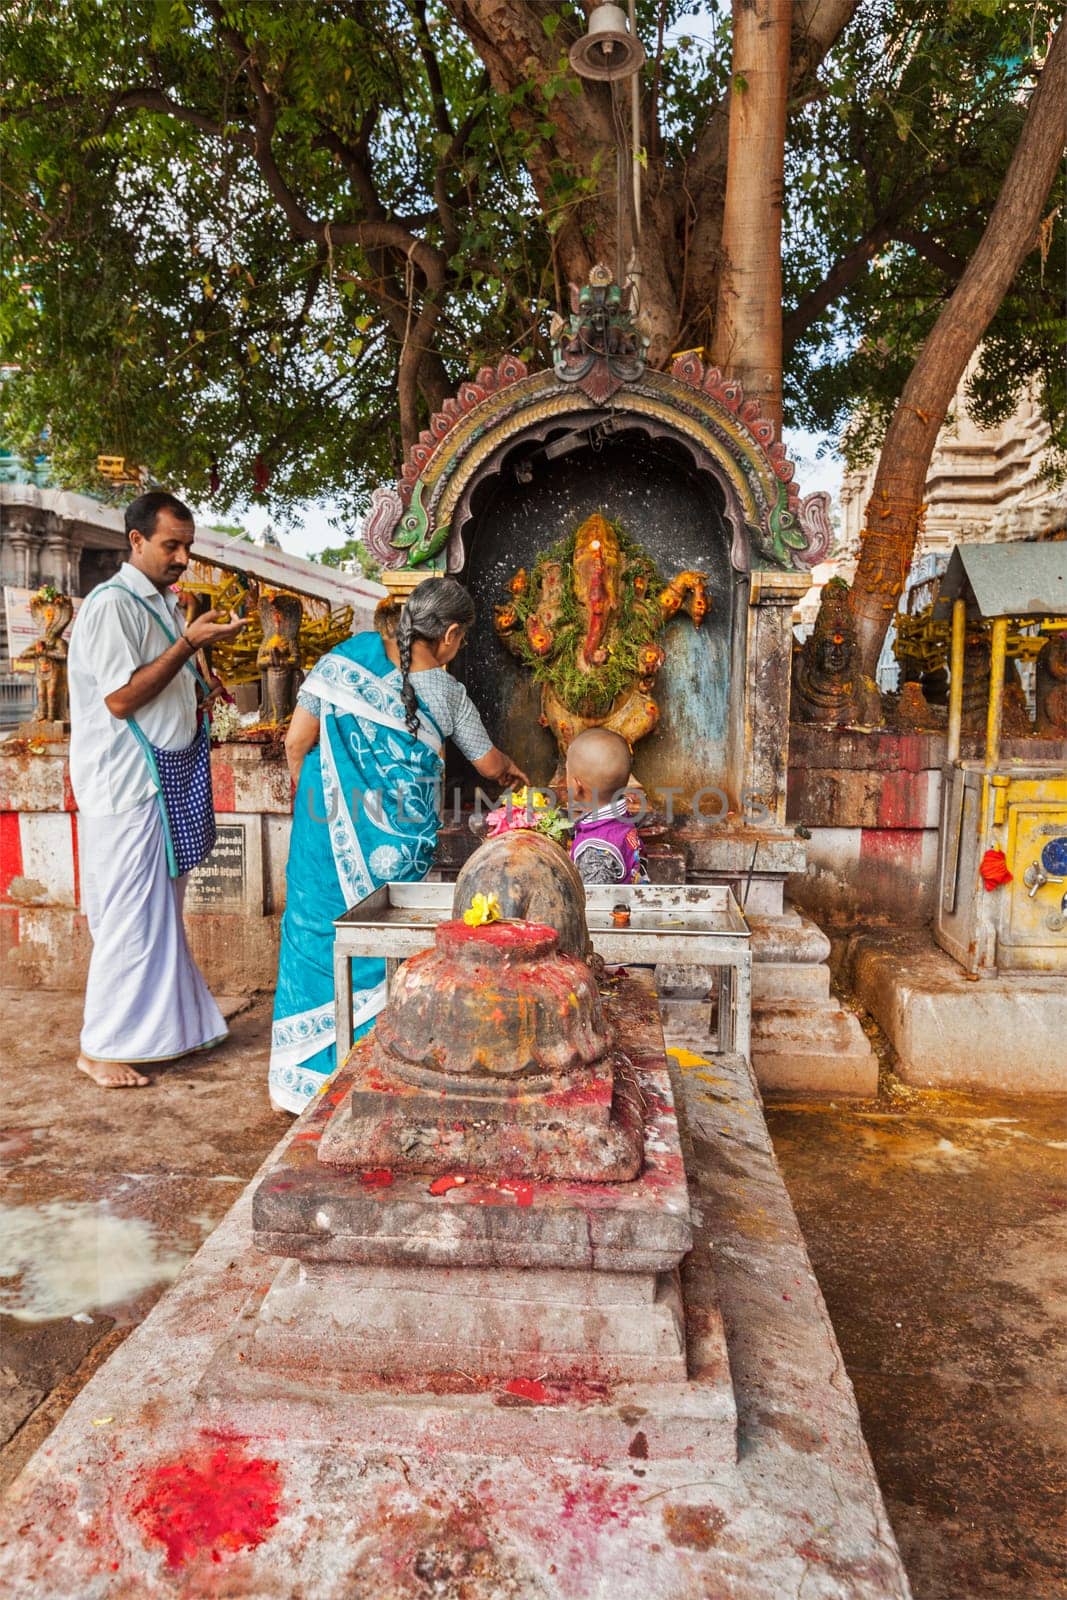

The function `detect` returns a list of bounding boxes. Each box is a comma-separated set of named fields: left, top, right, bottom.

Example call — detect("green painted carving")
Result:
left=768, top=484, right=806, bottom=568
left=390, top=480, right=450, bottom=567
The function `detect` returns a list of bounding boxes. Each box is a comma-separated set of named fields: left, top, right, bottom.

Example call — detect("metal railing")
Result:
left=0, top=675, right=34, bottom=727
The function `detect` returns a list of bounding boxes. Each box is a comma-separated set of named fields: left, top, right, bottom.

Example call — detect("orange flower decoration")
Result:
left=509, top=569, right=528, bottom=596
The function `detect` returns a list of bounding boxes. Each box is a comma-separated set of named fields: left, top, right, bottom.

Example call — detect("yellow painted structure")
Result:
left=933, top=543, right=1067, bottom=975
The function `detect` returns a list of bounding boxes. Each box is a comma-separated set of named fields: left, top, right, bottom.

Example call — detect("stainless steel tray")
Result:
left=333, top=881, right=752, bottom=1061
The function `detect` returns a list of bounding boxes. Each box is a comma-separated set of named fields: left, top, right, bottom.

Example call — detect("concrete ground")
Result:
left=0, top=988, right=1064, bottom=1597
left=0, top=990, right=289, bottom=1492
left=766, top=1064, right=1067, bottom=1600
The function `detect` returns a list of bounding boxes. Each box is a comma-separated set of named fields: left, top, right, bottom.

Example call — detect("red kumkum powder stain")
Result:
left=428, top=1173, right=468, bottom=1195
left=359, top=1168, right=394, bottom=1188
left=503, top=1376, right=548, bottom=1402
left=132, top=1444, right=282, bottom=1569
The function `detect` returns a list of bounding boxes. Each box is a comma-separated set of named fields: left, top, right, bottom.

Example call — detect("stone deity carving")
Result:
left=495, top=512, right=708, bottom=765
left=18, top=586, right=74, bottom=726
left=1035, top=630, right=1067, bottom=738
left=792, top=577, right=884, bottom=727
left=256, top=591, right=304, bottom=723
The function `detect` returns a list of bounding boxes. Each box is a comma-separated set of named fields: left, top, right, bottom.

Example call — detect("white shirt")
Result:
left=68, top=562, right=199, bottom=816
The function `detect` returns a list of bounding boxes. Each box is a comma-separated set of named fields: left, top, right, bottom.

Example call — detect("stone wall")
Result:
left=0, top=742, right=291, bottom=993
left=785, top=728, right=944, bottom=928
left=785, top=726, right=1063, bottom=928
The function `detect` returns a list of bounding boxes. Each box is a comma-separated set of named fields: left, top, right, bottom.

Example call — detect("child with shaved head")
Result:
left=565, top=727, right=646, bottom=886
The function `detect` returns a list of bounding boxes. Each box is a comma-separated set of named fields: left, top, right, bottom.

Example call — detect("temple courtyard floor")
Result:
left=0, top=987, right=1063, bottom=1598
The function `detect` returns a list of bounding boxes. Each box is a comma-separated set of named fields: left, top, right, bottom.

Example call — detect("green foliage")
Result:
left=783, top=0, right=1065, bottom=472
left=0, top=0, right=551, bottom=516
left=315, top=537, right=381, bottom=579
left=1, top=0, right=1062, bottom=517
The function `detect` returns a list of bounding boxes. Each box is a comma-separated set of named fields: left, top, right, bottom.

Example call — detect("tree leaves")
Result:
left=1, top=0, right=1062, bottom=520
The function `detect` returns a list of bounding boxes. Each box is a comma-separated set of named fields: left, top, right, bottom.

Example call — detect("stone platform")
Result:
left=657, top=907, right=878, bottom=1097
left=0, top=1036, right=910, bottom=1597
left=254, top=978, right=690, bottom=1272
left=846, top=927, right=1067, bottom=1093
left=249, top=976, right=697, bottom=1394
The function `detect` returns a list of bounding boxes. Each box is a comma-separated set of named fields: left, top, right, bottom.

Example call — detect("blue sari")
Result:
left=269, top=632, right=442, bottom=1113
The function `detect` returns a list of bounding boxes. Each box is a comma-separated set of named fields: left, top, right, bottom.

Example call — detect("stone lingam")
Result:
left=316, top=830, right=643, bottom=1179
left=245, top=835, right=719, bottom=1409
left=319, top=916, right=645, bottom=1180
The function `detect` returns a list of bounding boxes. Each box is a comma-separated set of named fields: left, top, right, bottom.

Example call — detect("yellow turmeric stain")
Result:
left=666, top=1046, right=712, bottom=1070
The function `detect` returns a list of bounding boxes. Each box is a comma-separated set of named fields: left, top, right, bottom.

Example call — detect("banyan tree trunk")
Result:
left=849, top=18, right=1067, bottom=681
left=710, top=0, right=793, bottom=433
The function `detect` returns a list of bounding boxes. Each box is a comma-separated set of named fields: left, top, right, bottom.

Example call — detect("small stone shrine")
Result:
left=245, top=837, right=730, bottom=1439
left=17, top=583, right=73, bottom=733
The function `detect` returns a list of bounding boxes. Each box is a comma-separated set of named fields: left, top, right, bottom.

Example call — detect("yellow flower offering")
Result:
left=511, top=787, right=554, bottom=812
left=463, top=891, right=502, bottom=927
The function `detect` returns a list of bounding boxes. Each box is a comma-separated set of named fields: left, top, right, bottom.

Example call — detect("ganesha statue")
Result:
left=494, top=512, right=708, bottom=762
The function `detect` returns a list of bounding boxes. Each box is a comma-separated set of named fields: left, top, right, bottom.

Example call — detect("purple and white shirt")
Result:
left=570, top=800, right=646, bottom=885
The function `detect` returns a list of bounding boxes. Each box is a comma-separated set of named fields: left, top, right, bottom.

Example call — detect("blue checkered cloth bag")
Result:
left=102, top=580, right=218, bottom=879
left=149, top=716, right=217, bottom=877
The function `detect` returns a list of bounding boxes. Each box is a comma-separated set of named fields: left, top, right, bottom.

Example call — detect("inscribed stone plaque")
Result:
left=186, top=815, right=264, bottom=914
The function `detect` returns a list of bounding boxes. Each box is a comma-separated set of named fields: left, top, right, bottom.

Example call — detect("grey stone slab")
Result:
left=254, top=977, right=692, bottom=1272
left=296, top=1261, right=657, bottom=1305
left=850, top=927, right=1067, bottom=1092
left=237, top=1258, right=688, bottom=1386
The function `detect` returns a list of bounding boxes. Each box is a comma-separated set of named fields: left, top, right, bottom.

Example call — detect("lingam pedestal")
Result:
left=243, top=882, right=738, bottom=1457
left=250, top=920, right=694, bottom=1391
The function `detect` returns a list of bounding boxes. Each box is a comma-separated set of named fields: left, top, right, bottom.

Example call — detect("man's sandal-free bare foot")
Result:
left=76, top=1054, right=149, bottom=1088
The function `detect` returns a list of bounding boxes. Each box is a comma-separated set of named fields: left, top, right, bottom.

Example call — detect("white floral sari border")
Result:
left=320, top=710, right=374, bottom=904
left=305, top=654, right=442, bottom=759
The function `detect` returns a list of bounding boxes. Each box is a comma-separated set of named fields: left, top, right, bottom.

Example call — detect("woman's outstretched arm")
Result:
left=285, top=705, right=320, bottom=789
left=473, top=746, right=529, bottom=787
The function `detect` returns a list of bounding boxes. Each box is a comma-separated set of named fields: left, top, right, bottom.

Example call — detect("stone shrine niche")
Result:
left=459, top=430, right=737, bottom=800
left=362, top=270, right=822, bottom=820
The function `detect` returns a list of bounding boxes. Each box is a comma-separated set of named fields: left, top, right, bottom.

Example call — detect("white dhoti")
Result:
left=79, top=798, right=227, bottom=1062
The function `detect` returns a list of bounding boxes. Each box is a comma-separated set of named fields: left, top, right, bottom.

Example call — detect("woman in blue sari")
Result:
left=268, top=577, right=526, bottom=1113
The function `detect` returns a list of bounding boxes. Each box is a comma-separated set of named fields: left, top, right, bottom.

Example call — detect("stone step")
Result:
left=750, top=997, right=866, bottom=1047
left=751, top=1000, right=877, bottom=1098
left=747, top=913, right=831, bottom=967
left=751, top=962, right=830, bottom=1001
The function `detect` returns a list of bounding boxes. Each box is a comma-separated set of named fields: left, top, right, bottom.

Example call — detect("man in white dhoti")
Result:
left=67, top=491, right=246, bottom=1087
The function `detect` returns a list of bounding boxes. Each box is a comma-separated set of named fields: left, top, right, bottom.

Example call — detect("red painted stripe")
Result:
left=212, top=758, right=236, bottom=813
left=0, top=813, right=24, bottom=902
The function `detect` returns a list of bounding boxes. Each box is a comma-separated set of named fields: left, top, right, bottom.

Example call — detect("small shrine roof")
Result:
left=190, top=525, right=386, bottom=621
left=936, top=540, right=1067, bottom=619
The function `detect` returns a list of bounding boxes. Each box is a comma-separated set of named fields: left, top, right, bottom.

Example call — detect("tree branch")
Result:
left=891, top=226, right=965, bottom=280
left=410, top=0, right=455, bottom=140
left=784, top=217, right=899, bottom=349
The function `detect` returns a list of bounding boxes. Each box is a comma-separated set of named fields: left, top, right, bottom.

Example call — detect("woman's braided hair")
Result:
left=396, top=577, right=476, bottom=740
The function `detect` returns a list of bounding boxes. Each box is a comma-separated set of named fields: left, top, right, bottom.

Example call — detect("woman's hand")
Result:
left=284, top=705, right=320, bottom=792
left=474, top=747, right=529, bottom=788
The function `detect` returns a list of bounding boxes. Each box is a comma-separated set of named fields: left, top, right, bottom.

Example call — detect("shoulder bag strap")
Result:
left=91, top=580, right=211, bottom=694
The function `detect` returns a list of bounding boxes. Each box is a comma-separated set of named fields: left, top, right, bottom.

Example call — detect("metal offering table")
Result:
left=333, top=881, right=751, bottom=1064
